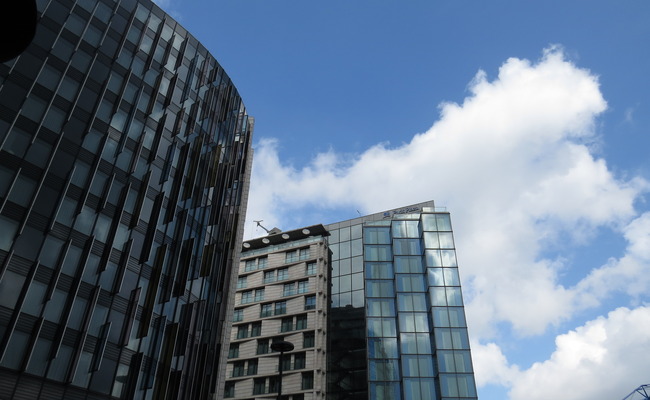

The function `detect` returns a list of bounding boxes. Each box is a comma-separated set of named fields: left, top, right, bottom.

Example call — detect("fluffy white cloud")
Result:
left=507, top=306, right=650, bottom=400
left=248, top=47, right=648, bottom=341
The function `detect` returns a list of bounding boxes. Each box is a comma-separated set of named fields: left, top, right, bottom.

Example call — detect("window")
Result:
left=236, top=325, right=248, bottom=339
left=296, top=314, right=308, bottom=330
left=299, top=248, right=309, bottom=260
left=286, top=250, right=298, bottom=263
left=281, top=353, right=292, bottom=371
left=253, top=378, right=266, bottom=395
left=283, top=283, right=295, bottom=297
left=247, top=359, right=258, bottom=375
left=254, top=289, right=264, bottom=302
left=232, top=361, right=244, bottom=377
left=237, top=276, right=247, bottom=289
left=251, top=322, right=262, bottom=337
left=260, top=303, right=273, bottom=318
left=294, top=352, right=306, bottom=369
left=245, top=259, right=256, bottom=272
left=263, top=270, right=275, bottom=283
left=306, top=261, right=317, bottom=275
left=281, top=317, right=293, bottom=332
left=274, top=301, right=287, bottom=315
left=228, top=343, right=239, bottom=358
left=258, top=256, right=268, bottom=269
left=303, top=331, right=315, bottom=348
left=257, top=339, right=269, bottom=355
left=241, top=290, right=252, bottom=304
left=224, top=381, right=235, bottom=398
left=297, top=280, right=308, bottom=294
left=305, top=295, right=316, bottom=310
left=302, top=372, right=314, bottom=390
left=233, top=309, right=243, bottom=322
left=277, top=268, right=288, bottom=281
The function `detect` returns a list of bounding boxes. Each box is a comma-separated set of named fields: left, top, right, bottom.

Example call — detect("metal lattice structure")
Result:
left=622, top=384, right=650, bottom=400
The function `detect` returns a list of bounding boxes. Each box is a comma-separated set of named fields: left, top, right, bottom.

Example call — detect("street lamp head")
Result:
left=271, top=340, right=294, bottom=353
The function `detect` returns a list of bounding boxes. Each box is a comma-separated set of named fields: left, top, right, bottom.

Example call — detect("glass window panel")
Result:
left=22, top=280, right=47, bottom=316
left=427, top=268, right=444, bottom=286
left=429, top=287, right=447, bottom=306
left=433, top=307, right=450, bottom=327
left=394, top=256, right=422, bottom=273
left=364, top=245, right=392, bottom=261
left=364, top=227, right=390, bottom=244
left=339, top=226, right=350, bottom=241
left=26, top=338, right=51, bottom=375
left=438, top=232, right=454, bottom=248
left=365, top=262, right=393, bottom=279
left=8, top=174, right=37, bottom=206
left=443, top=268, right=460, bottom=286
left=446, top=287, right=463, bottom=306
left=403, top=379, right=420, bottom=399
left=339, top=274, right=351, bottom=292
left=369, top=359, right=400, bottom=381
left=382, top=318, right=397, bottom=337
left=339, top=258, right=351, bottom=275
left=415, top=333, right=432, bottom=354
left=438, top=350, right=456, bottom=373
left=351, top=238, right=363, bottom=257
left=441, top=250, right=457, bottom=266
left=394, top=220, right=420, bottom=238
left=0, top=330, right=30, bottom=369
left=352, top=289, right=364, bottom=308
left=457, top=374, right=478, bottom=397
left=393, top=239, right=421, bottom=256
left=0, top=216, right=18, bottom=250
left=435, top=328, right=453, bottom=349
left=351, top=272, right=364, bottom=290
left=451, top=328, right=470, bottom=349
left=329, top=229, right=339, bottom=243
left=339, top=241, right=351, bottom=258
left=436, top=214, right=452, bottom=231
left=43, top=289, right=68, bottom=324
left=454, top=350, right=473, bottom=373
left=399, top=313, right=415, bottom=332
left=25, top=139, right=52, bottom=168
left=425, top=250, right=442, bottom=267
left=414, top=313, right=429, bottom=332
left=0, top=270, right=26, bottom=309
left=370, top=382, right=401, bottom=400
left=447, top=307, right=467, bottom=327
left=39, top=236, right=65, bottom=268
left=367, top=280, right=394, bottom=298
left=368, top=338, right=398, bottom=358
left=422, top=232, right=439, bottom=248
left=351, top=256, right=363, bottom=273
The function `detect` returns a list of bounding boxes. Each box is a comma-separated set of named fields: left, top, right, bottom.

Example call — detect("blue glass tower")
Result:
left=326, top=201, right=477, bottom=400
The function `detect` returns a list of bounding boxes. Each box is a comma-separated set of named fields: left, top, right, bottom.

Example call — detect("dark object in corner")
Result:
left=0, top=0, right=38, bottom=63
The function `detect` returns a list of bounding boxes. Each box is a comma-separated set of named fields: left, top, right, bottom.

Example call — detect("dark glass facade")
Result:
left=0, top=0, right=252, bottom=398
left=326, top=202, right=477, bottom=400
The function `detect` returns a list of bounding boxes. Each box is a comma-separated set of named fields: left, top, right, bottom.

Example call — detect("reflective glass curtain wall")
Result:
left=327, top=203, right=477, bottom=400
left=0, top=0, right=252, bottom=398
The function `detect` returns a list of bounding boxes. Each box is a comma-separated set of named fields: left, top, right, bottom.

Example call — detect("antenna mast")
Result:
left=254, top=220, right=271, bottom=234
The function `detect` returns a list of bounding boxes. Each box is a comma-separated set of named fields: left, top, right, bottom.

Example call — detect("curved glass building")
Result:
left=0, top=0, right=253, bottom=399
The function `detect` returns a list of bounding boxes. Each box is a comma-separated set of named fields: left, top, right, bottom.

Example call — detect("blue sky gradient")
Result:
left=155, top=1, right=650, bottom=399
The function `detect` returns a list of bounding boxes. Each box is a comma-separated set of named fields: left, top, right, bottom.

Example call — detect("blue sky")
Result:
left=157, top=1, right=650, bottom=399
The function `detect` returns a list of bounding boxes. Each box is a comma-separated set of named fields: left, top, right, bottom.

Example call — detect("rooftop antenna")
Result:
left=254, top=220, right=271, bottom=234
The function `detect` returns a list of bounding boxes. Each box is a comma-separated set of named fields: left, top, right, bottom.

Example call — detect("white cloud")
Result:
left=506, top=306, right=650, bottom=400
left=247, top=47, right=649, bottom=340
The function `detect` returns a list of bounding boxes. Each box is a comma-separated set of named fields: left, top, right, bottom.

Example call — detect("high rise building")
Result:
left=326, top=201, right=477, bottom=400
left=230, top=202, right=477, bottom=400
left=0, top=0, right=252, bottom=398
left=225, top=225, right=330, bottom=400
